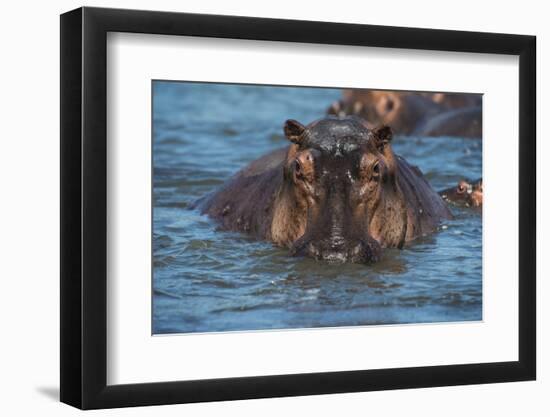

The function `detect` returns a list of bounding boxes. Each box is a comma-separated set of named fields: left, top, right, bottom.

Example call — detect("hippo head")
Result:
left=328, top=90, right=445, bottom=135
left=441, top=179, right=483, bottom=208
left=272, top=116, right=408, bottom=263
left=329, top=90, right=403, bottom=128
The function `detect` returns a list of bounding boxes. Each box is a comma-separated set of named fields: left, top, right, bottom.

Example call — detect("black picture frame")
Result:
left=60, top=6, right=536, bottom=410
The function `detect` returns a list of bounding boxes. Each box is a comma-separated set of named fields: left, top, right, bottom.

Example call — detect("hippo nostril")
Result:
left=348, top=239, right=382, bottom=264
left=350, top=242, right=364, bottom=257
left=290, top=238, right=316, bottom=258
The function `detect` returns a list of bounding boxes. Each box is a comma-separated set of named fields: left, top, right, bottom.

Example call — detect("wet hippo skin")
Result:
left=198, top=116, right=452, bottom=263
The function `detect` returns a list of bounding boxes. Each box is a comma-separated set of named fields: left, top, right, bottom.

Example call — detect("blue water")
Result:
left=152, top=81, right=482, bottom=334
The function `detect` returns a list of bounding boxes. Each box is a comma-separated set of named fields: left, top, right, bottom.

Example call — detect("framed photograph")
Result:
left=60, top=6, right=536, bottom=409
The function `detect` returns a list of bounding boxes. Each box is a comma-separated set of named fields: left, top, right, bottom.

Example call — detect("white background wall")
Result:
left=0, top=0, right=545, bottom=415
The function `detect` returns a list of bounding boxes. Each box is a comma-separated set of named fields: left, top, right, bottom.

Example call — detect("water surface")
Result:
left=152, top=81, right=482, bottom=334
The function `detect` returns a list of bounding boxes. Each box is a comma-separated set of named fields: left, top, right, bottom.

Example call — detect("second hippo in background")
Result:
left=440, top=178, right=483, bottom=208
left=328, top=89, right=482, bottom=139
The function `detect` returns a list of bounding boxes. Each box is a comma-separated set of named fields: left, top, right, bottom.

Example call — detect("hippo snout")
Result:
left=291, top=238, right=382, bottom=264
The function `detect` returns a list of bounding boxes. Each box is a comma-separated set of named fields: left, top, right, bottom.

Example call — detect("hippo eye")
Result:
left=371, top=160, right=380, bottom=180
left=457, top=183, right=466, bottom=194
left=294, top=160, right=302, bottom=174
left=293, top=159, right=308, bottom=183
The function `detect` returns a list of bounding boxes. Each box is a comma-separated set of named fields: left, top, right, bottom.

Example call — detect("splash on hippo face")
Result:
left=271, top=116, right=408, bottom=263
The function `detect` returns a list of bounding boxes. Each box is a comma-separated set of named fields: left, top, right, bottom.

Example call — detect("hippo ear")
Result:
left=370, top=125, right=393, bottom=150
left=284, top=119, right=307, bottom=145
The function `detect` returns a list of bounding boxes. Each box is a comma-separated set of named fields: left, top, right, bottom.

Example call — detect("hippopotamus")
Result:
left=440, top=178, right=483, bottom=208
left=198, top=116, right=453, bottom=263
left=328, top=90, right=482, bottom=138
